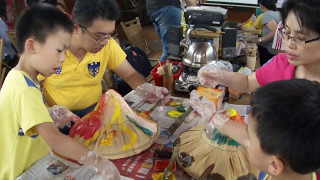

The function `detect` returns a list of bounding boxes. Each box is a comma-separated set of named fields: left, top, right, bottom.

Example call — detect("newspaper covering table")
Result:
left=18, top=90, right=250, bottom=180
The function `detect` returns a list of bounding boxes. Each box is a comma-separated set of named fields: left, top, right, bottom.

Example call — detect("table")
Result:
left=118, top=89, right=251, bottom=179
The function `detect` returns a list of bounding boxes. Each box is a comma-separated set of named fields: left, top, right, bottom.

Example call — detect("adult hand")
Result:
left=198, top=60, right=233, bottom=88
left=48, top=105, right=80, bottom=128
left=135, top=82, right=170, bottom=104
left=79, top=151, right=121, bottom=180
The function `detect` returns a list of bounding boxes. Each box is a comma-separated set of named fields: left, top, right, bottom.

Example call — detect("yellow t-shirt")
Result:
left=39, top=39, right=126, bottom=111
left=0, top=70, right=52, bottom=179
left=254, top=14, right=263, bottom=36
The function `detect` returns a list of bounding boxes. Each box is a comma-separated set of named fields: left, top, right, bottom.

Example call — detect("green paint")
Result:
left=126, top=116, right=153, bottom=136
left=211, top=132, right=240, bottom=147
left=177, top=106, right=186, bottom=112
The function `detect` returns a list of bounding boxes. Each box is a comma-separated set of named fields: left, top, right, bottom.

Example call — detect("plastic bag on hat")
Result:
left=69, top=89, right=160, bottom=159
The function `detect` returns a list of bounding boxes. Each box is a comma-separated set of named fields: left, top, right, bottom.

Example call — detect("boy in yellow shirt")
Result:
left=39, top=0, right=169, bottom=122
left=0, top=5, right=120, bottom=179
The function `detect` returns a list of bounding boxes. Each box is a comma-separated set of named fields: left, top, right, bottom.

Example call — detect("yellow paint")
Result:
left=152, top=172, right=176, bottom=180
left=169, top=100, right=183, bottom=106
left=226, top=108, right=237, bottom=117
left=142, top=162, right=153, bottom=169
left=167, top=110, right=183, bottom=118
left=97, top=93, right=137, bottom=150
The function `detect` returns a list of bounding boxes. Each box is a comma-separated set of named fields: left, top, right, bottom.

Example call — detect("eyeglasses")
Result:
left=78, top=24, right=118, bottom=43
left=279, top=27, right=320, bottom=45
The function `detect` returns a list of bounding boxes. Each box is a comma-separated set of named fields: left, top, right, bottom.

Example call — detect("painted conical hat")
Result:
left=70, top=89, right=160, bottom=159
left=176, top=126, right=259, bottom=180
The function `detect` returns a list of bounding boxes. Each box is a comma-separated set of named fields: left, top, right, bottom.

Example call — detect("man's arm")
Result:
left=113, top=59, right=146, bottom=89
left=36, top=122, right=121, bottom=179
left=35, top=122, right=88, bottom=161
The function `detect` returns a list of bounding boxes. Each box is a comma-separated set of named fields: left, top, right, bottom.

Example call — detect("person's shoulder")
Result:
left=259, top=54, right=289, bottom=70
left=7, top=70, right=41, bottom=90
left=263, top=10, right=279, bottom=21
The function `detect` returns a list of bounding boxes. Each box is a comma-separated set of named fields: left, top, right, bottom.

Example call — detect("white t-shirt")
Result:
left=272, top=21, right=286, bottom=51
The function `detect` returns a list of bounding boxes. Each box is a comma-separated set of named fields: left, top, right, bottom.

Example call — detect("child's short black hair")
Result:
left=281, top=0, right=320, bottom=36
left=250, top=79, right=320, bottom=174
left=72, top=0, right=120, bottom=28
left=15, top=4, right=74, bottom=54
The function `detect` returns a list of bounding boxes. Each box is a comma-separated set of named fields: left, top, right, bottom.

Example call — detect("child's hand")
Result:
left=79, top=151, right=121, bottom=180
left=183, top=90, right=216, bottom=124
left=48, top=105, right=80, bottom=128
left=206, top=112, right=230, bottom=139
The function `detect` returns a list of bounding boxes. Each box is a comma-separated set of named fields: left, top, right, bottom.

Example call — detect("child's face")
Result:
left=33, top=29, right=71, bottom=77
left=247, top=115, right=273, bottom=173
left=284, top=11, right=320, bottom=66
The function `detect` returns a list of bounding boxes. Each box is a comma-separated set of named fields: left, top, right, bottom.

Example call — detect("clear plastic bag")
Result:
left=69, top=89, right=160, bottom=160
left=197, top=60, right=233, bottom=88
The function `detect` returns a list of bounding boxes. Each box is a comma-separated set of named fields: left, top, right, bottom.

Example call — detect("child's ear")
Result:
left=25, top=38, right=36, bottom=54
left=268, top=156, right=284, bottom=175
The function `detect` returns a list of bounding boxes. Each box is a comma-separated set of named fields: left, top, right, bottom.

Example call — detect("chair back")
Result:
left=6, top=31, right=18, bottom=53
left=0, top=38, right=6, bottom=89
left=120, top=17, right=152, bottom=54
left=0, top=38, right=4, bottom=70
left=0, top=67, right=6, bottom=89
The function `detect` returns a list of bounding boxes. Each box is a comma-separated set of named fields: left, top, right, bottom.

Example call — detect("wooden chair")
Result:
left=0, top=38, right=7, bottom=89
left=120, top=17, right=152, bottom=55
left=6, top=30, right=17, bottom=52
left=0, top=67, right=6, bottom=89
left=0, top=38, right=4, bottom=70
left=4, top=31, right=18, bottom=69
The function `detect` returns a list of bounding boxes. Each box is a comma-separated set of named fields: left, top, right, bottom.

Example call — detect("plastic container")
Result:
left=150, top=61, right=184, bottom=86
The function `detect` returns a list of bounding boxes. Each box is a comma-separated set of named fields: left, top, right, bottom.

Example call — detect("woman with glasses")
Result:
left=198, top=0, right=320, bottom=94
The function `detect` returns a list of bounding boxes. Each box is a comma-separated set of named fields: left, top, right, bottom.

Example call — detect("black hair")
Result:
left=26, top=0, right=40, bottom=7
left=258, top=0, right=277, bottom=11
left=15, top=4, right=74, bottom=54
left=72, top=0, right=120, bottom=28
left=281, top=0, right=320, bottom=36
left=41, top=0, right=57, bottom=6
left=250, top=79, right=320, bottom=174
left=0, top=0, right=6, bottom=20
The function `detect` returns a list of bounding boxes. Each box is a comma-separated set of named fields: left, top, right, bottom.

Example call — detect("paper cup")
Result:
left=246, top=56, right=256, bottom=70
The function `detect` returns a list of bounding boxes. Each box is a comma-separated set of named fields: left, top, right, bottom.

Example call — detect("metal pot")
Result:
left=180, top=25, right=217, bottom=68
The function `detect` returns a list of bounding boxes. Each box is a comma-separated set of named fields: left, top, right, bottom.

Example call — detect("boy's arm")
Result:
left=35, top=122, right=121, bottom=179
left=35, top=122, right=87, bottom=161
left=219, top=121, right=249, bottom=148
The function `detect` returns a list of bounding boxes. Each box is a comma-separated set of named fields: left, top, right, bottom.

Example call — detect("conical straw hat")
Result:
left=176, top=126, right=259, bottom=179
left=70, top=89, right=160, bottom=159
